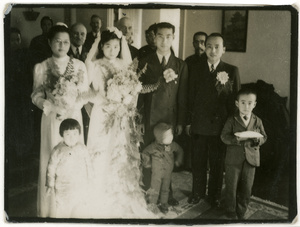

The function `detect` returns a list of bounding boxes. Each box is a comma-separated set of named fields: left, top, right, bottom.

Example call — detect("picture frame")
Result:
left=222, top=10, right=248, bottom=52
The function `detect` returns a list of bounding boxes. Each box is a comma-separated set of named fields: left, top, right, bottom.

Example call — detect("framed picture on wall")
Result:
left=222, top=10, right=248, bottom=52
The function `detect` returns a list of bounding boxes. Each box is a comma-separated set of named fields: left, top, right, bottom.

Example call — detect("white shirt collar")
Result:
left=93, top=32, right=100, bottom=38
left=156, top=51, right=171, bottom=64
left=207, top=60, right=220, bottom=71
left=71, top=45, right=82, bottom=54
left=240, top=113, right=251, bottom=126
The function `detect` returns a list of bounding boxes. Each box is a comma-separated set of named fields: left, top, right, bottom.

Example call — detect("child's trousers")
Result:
left=225, top=160, right=255, bottom=217
left=148, top=169, right=172, bottom=205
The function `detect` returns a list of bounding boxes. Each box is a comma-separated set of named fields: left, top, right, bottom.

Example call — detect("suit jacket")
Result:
left=129, top=44, right=139, bottom=60
left=138, top=52, right=188, bottom=145
left=188, top=58, right=241, bottom=135
left=221, top=112, right=267, bottom=167
left=138, top=45, right=156, bottom=60
left=67, top=46, right=89, bottom=63
left=84, top=32, right=97, bottom=52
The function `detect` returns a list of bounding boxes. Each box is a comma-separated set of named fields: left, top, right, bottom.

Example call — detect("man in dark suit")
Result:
left=117, top=17, right=139, bottom=59
left=185, top=31, right=207, bottom=69
left=138, top=22, right=188, bottom=206
left=138, top=23, right=157, bottom=59
left=68, top=23, right=89, bottom=62
left=68, top=22, right=91, bottom=145
left=84, top=15, right=102, bottom=52
left=186, top=33, right=241, bottom=206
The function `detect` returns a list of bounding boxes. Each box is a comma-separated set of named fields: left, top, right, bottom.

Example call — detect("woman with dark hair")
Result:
left=84, top=27, right=155, bottom=218
left=31, top=24, right=89, bottom=217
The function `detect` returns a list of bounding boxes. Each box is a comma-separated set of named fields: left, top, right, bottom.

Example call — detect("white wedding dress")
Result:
left=83, top=56, right=156, bottom=219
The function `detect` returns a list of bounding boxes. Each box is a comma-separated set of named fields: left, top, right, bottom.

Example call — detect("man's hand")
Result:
left=176, top=125, right=183, bottom=136
left=185, top=125, right=191, bottom=136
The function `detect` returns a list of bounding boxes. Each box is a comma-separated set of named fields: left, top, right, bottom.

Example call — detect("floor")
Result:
left=5, top=158, right=291, bottom=224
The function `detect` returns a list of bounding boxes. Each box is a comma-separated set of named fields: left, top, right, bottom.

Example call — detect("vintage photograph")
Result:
left=4, top=3, right=297, bottom=224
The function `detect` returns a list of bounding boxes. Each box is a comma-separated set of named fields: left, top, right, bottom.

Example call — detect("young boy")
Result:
left=221, top=88, right=267, bottom=219
left=141, top=123, right=184, bottom=214
left=46, top=118, right=92, bottom=218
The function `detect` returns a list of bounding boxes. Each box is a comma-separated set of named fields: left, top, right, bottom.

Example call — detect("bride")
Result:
left=82, top=27, right=155, bottom=219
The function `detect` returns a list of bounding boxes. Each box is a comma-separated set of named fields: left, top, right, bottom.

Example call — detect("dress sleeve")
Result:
left=31, top=62, right=46, bottom=110
left=46, top=147, right=61, bottom=188
left=88, top=62, right=107, bottom=104
left=141, top=144, right=153, bottom=168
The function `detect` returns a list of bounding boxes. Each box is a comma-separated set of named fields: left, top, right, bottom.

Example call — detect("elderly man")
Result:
left=117, top=17, right=138, bottom=59
left=84, top=15, right=102, bottom=51
left=68, top=22, right=92, bottom=145
left=185, top=31, right=208, bottom=69
left=68, top=23, right=89, bottom=62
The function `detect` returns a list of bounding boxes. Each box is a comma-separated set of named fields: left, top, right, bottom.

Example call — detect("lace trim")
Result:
left=140, top=77, right=163, bottom=94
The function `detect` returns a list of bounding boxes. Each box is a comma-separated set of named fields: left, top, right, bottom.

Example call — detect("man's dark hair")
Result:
left=90, top=14, right=102, bottom=22
left=59, top=118, right=81, bottom=137
left=145, top=23, right=157, bottom=35
left=40, top=16, right=53, bottom=27
left=205, top=32, right=226, bottom=47
left=236, top=87, right=257, bottom=101
left=154, top=22, right=175, bottom=35
left=193, top=31, right=207, bottom=41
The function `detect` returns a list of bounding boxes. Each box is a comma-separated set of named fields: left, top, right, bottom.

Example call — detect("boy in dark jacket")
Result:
left=221, top=88, right=267, bottom=219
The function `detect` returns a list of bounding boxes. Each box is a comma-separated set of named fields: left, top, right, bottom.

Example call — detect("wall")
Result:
left=182, top=9, right=291, bottom=107
left=10, top=7, right=65, bottom=47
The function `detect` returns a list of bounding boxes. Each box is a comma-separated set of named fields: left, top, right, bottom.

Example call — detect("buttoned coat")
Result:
left=188, top=58, right=241, bottom=136
left=138, top=52, right=188, bottom=146
left=221, top=112, right=267, bottom=167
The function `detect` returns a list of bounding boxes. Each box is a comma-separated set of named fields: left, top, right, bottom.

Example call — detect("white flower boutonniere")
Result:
left=163, top=68, right=178, bottom=84
left=215, top=71, right=233, bottom=95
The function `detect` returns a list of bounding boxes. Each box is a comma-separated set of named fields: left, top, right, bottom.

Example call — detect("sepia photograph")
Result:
left=3, top=2, right=298, bottom=225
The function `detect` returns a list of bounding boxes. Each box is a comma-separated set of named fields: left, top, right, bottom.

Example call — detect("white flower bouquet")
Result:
left=215, top=71, right=233, bottom=95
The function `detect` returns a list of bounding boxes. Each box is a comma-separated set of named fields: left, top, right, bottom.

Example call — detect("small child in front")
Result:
left=142, top=122, right=184, bottom=214
left=221, top=88, right=267, bottom=219
left=46, top=118, right=92, bottom=218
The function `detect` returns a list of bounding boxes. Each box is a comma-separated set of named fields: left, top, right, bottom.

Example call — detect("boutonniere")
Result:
left=215, top=71, right=233, bottom=95
left=163, top=68, right=178, bottom=84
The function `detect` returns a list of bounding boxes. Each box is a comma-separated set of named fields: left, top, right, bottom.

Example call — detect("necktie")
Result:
left=211, top=64, right=215, bottom=73
left=161, top=56, right=166, bottom=69
left=75, top=47, right=80, bottom=59
left=243, top=115, right=248, bottom=121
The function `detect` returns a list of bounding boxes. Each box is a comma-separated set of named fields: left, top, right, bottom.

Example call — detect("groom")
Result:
left=138, top=22, right=188, bottom=206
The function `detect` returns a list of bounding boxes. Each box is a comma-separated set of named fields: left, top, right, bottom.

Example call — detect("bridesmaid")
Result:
left=31, top=24, right=89, bottom=217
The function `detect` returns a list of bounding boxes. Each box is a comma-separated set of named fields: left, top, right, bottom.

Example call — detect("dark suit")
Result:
left=68, top=46, right=89, bottom=63
left=84, top=32, right=97, bottom=52
left=138, top=45, right=156, bottom=60
left=188, top=58, right=241, bottom=202
left=138, top=52, right=188, bottom=191
left=129, top=44, right=139, bottom=60
left=138, top=52, right=188, bottom=146
left=68, top=45, right=91, bottom=145
left=221, top=112, right=267, bottom=217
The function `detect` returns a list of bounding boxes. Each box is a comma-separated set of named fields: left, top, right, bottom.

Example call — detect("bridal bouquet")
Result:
left=215, top=71, right=233, bottom=95
left=103, top=59, right=143, bottom=138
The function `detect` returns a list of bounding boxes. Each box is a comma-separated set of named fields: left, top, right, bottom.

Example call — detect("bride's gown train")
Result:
left=83, top=54, right=155, bottom=218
